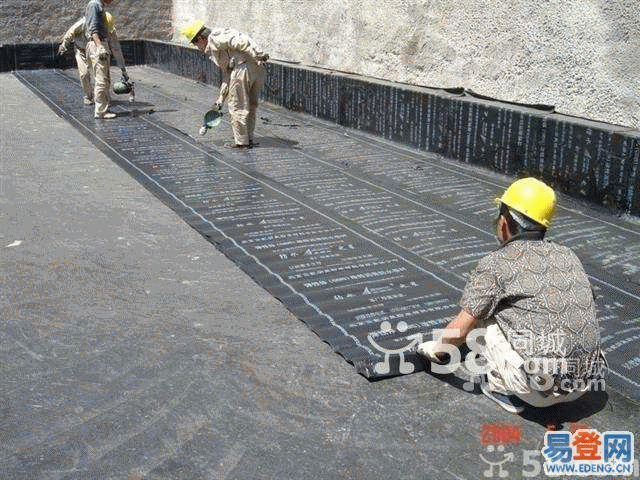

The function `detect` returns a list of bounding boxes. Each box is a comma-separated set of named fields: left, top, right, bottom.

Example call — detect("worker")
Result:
left=182, top=20, right=269, bottom=148
left=58, top=10, right=128, bottom=109
left=84, top=0, right=126, bottom=119
left=417, top=178, right=604, bottom=414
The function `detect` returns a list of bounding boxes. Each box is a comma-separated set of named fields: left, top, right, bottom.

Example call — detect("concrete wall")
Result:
left=0, top=0, right=173, bottom=44
left=172, top=0, right=640, bottom=130
left=1, top=0, right=638, bottom=129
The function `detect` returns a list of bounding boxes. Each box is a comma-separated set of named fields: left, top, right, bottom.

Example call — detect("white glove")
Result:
left=416, top=340, right=447, bottom=364
left=96, top=44, right=109, bottom=61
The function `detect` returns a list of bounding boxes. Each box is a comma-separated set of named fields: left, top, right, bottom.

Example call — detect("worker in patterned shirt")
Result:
left=418, top=177, right=604, bottom=414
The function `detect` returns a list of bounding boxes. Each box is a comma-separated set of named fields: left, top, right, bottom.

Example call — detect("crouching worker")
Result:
left=182, top=19, right=268, bottom=148
left=417, top=178, right=605, bottom=414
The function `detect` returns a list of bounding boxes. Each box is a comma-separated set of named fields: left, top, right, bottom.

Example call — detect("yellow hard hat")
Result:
left=182, top=19, right=205, bottom=43
left=105, top=12, right=114, bottom=33
left=496, top=177, right=557, bottom=227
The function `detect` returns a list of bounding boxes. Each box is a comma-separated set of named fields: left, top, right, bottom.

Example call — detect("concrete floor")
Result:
left=1, top=68, right=638, bottom=480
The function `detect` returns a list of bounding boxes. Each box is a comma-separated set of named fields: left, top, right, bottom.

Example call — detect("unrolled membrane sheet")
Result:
left=15, top=69, right=640, bottom=402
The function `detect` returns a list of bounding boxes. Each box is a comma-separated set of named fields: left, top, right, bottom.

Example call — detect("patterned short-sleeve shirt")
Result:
left=460, top=239, right=602, bottom=384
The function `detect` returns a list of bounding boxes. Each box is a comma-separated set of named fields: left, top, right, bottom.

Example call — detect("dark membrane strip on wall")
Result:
left=14, top=69, right=640, bottom=403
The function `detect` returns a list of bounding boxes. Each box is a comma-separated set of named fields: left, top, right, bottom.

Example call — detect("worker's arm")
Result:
left=206, top=47, right=230, bottom=106
left=417, top=309, right=478, bottom=363
left=440, top=309, right=478, bottom=347
left=108, top=29, right=127, bottom=74
left=210, top=28, right=268, bottom=62
left=216, top=67, right=230, bottom=107
left=58, top=18, right=84, bottom=54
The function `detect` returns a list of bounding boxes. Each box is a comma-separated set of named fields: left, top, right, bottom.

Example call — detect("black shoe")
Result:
left=480, top=377, right=526, bottom=414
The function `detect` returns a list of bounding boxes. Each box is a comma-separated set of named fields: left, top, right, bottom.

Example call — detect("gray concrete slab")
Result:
left=1, top=69, right=639, bottom=480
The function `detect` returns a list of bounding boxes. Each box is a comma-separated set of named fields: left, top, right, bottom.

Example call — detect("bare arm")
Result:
left=440, top=309, right=478, bottom=347
left=417, top=309, right=478, bottom=363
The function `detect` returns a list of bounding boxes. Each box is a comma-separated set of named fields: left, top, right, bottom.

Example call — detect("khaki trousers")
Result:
left=86, top=40, right=111, bottom=116
left=227, top=62, right=266, bottom=145
left=74, top=47, right=92, bottom=100
left=482, top=323, right=588, bottom=408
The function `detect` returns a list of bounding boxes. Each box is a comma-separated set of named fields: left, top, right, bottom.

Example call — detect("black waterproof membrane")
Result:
left=15, top=70, right=640, bottom=403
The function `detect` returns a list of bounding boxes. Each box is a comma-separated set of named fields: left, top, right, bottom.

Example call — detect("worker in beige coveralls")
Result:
left=84, top=0, right=120, bottom=119
left=183, top=20, right=268, bottom=148
left=418, top=178, right=604, bottom=414
left=58, top=11, right=128, bottom=107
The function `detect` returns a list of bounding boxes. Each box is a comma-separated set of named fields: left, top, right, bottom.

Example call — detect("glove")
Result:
left=214, top=101, right=223, bottom=111
left=57, top=44, right=68, bottom=55
left=416, top=340, right=447, bottom=365
left=255, top=53, right=269, bottom=62
left=96, top=44, right=109, bottom=61
left=121, top=70, right=129, bottom=82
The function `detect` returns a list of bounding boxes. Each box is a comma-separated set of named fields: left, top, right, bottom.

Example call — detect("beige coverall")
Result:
left=59, top=18, right=92, bottom=101
left=87, top=29, right=125, bottom=116
left=204, top=29, right=267, bottom=145
left=60, top=17, right=126, bottom=111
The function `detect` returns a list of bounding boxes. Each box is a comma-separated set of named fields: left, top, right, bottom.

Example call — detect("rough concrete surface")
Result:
left=2, top=0, right=638, bottom=127
left=1, top=68, right=639, bottom=479
left=0, top=0, right=172, bottom=44
left=172, top=0, right=640, bottom=129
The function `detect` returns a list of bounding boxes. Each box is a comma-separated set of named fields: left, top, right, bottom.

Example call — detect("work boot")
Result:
left=95, top=111, right=116, bottom=119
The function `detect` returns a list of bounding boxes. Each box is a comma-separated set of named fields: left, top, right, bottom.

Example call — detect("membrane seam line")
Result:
left=50, top=69, right=464, bottom=288
left=14, top=71, right=640, bottom=391
left=140, top=99, right=640, bottom=304
left=607, top=368, right=640, bottom=389
left=14, top=70, right=375, bottom=357
left=135, top=66, right=640, bottom=237
left=139, top=114, right=463, bottom=294
left=23, top=71, right=640, bottom=310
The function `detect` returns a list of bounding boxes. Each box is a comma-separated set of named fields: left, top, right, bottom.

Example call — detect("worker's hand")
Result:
left=256, top=53, right=269, bottom=62
left=214, top=101, right=223, bottom=111
left=121, top=69, right=129, bottom=82
left=416, top=340, right=447, bottom=365
left=96, top=44, right=110, bottom=61
left=57, top=44, right=67, bottom=55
